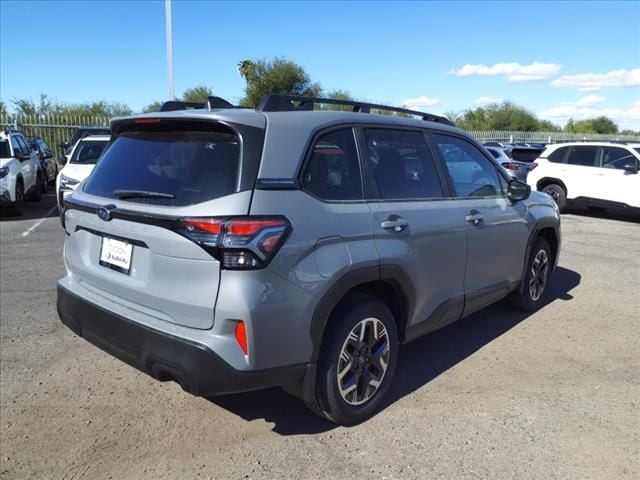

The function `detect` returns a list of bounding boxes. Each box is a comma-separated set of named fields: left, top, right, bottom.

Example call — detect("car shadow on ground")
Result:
left=565, top=206, right=640, bottom=223
left=0, top=191, right=58, bottom=222
left=209, top=266, right=581, bottom=435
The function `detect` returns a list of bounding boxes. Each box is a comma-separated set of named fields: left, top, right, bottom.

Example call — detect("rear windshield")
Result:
left=83, top=128, right=241, bottom=206
left=71, top=140, right=108, bottom=164
left=0, top=140, right=10, bottom=158
left=510, top=148, right=543, bottom=162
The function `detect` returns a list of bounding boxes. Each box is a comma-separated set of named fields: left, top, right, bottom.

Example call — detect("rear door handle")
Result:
left=381, top=217, right=408, bottom=232
left=465, top=210, right=484, bottom=225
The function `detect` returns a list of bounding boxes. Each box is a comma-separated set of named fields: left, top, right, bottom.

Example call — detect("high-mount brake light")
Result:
left=134, top=118, right=162, bottom=124
left=175, top=216, right=291, bottom=269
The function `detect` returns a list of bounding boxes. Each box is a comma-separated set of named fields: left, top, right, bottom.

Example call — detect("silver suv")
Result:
left=57, top=95, right=561, bottom=425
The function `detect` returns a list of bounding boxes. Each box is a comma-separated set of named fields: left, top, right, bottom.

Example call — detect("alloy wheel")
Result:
left=336, top=317, right=390, bottom=406
left=529, top=249, right=549, bottom=301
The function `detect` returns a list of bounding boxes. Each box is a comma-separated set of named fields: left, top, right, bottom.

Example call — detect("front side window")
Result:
left=71, top=141, right=108, bottom=165
left=0, top=140, right=10, bottom=158
left=566, top=146, right=598, bottom=167
left=302, top=128, right=362, bottom=201
left=432, top=134, right=504, bottom=198
left=364, top=129, right=443, bottom=200
left=84, top=126, right=241, bottom=206
left=601, top=147, right=637, bottom=170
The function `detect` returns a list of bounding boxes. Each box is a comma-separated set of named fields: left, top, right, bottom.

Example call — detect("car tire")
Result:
left=542, top=183, right=566, bottom=212
left=307, top=294, right=399, bottom=425
left=509, top=237, right=552, bottom=311
left=30, top=173, right=43, bottom=202
left=7, top=181, right=25, bottom=216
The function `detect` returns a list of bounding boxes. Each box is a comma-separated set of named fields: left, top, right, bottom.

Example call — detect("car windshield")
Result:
left=0, top=140, right=10, bottom=158
left=71, top=140, right=108, bottom=164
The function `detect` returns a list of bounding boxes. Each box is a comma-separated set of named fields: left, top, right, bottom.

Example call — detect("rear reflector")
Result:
left=235, top=321, right=248, bottom=355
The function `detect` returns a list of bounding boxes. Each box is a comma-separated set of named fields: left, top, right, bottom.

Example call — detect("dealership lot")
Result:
left=0, top=194, right=638, bottom=480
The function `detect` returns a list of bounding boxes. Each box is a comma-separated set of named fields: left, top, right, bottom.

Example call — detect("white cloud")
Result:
left=551, top=68, right=640, bottom=90
left=575, top=95, right=606, bottom=107
left=475, top=96, right=503, bottom=105
left=538, top=99, right=640, bottom=130
left=401, top=96, right=441, bottom=108
left=448, top=62, right=562, bottom=82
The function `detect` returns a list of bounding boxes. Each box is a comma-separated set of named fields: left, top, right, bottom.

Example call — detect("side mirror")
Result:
left=622, top=163, right=638, bottom=174
left=19, top=152, right=32, bottom=162
left=507, top=179, right=531, bottom=202
left=59, top=142, right=69, bottom=149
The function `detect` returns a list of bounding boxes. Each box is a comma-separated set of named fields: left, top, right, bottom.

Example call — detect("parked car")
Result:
left=485, top=146, right=534, bottom=182
left=29, top=136, right=58, bottom=189
left=60, top=126, right=111, bottom=163
left=508, top=144, right=546, bottom=163
left=527, top=142, right=640, bottom=212
left=0, top=130, right=43, bottom=216
left=57, top=95, right=561, bottom=425
left=56, top=135, right=109, bottom=212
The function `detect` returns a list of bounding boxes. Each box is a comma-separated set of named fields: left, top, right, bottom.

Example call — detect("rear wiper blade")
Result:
left=113, top=189, right=175, bottom=200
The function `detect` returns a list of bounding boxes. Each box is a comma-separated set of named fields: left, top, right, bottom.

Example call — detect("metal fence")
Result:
left=0, top=114, right=110, bottom=157
left=468, top=130, right=640, bottom=143
left=2, top=114, right=639, bottom=158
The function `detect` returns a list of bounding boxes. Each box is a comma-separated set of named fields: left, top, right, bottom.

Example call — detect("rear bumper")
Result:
left=56, top=284, right=306, bottom=396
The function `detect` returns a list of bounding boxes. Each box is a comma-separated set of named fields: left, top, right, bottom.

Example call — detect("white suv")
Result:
left=0, top=130, right=42, bottom=216
left=56, top=135, right=109, bottom=211
left=527, top=142, right=640, bottom=212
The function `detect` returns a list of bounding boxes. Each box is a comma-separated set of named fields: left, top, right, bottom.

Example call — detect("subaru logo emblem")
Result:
left=97, top=206, right=113, bottom=221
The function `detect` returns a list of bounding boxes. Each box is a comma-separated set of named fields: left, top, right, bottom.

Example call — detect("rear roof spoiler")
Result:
left=160, top=96, right=236, bottom=112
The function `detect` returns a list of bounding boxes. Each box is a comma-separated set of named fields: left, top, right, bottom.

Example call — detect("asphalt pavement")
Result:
left=0, top=193, right=638, bottom=479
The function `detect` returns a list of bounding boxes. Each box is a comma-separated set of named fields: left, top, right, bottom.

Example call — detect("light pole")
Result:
left=165, top=0, right=174, bottom=100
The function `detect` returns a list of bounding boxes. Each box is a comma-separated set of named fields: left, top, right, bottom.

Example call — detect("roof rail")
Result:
left=553, top=139, right=630, bottom=144
left=256, top=94, right=454, bottom=126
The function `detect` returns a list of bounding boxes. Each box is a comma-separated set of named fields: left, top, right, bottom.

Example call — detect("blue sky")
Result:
left=1, top=0, right=639, bottom=128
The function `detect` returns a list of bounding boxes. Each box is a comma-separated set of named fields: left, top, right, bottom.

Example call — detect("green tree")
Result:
left=537, top=119, right=562, bottom=132
left=455, top=101, right=543, bottom=131
left=588, top=116, right=618, bottom=134
left=237, top=57, right=322, bottom=107
left=181, top=85, right=214, bottom=103
left=141, top=101, right=164, bottom=113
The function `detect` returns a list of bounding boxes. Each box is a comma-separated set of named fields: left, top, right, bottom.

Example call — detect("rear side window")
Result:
left=71, top=140, right=108, bottom=164
left=365, top=129, right=443, bottom=200
left=432, top=133, right=505, bottom=198
left=302, top=128, right=362, bottom=201
left=567, top=146, right=598, bottom=167
left=83, top=127, right=240, bottom=206
left=547, top=146, right=568, bottom=163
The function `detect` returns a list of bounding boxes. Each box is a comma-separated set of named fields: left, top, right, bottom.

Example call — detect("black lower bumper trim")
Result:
left=57, top=284, right=306, bottom=396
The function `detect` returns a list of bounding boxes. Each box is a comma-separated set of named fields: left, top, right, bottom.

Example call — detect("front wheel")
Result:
left=509, top=237, right=552, bottom=311
left=308, top=294, right=399, bottom=425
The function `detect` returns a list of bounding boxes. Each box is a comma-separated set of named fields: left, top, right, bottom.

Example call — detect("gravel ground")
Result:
left=1, top=194, right=639, bottom=480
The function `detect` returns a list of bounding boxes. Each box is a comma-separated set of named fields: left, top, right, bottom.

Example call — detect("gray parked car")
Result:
left=485, top=146, right=533, bottom=182
left=57, top=95, right=561, bottom=425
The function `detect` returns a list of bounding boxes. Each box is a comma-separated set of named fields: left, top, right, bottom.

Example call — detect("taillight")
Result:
left=529, top=162, right=538, bottom=171
left=501, top=162, right=521, bottom=171
left=176, top=216, right=291, bottom=269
